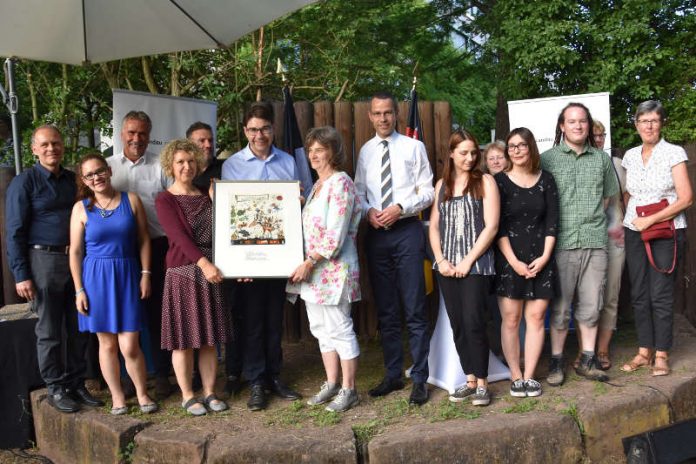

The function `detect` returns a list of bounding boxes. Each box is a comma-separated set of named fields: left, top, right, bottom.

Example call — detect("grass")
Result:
left=264, top=400, right=342, bottom=427
left=593, top=382, right=609, bottom=396
left=428, top=399, right=481, bottom=422
left=117, top=440, right=136, bottom=463
left=352, top=420, right=382, bottom=449
left=561, top=402, right=585, bottom=436
left=502, top=398, right=539, bottom=414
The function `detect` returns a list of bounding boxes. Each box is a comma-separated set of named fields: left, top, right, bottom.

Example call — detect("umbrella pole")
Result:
left=2, top=58, right=22, bottom=174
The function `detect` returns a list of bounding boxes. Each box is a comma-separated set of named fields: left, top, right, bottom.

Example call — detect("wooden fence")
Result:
left=0, top=100, right=453, bottom=343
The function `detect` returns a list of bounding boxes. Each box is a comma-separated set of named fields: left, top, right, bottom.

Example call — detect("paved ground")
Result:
left=5, top=309, right=696, bottom=463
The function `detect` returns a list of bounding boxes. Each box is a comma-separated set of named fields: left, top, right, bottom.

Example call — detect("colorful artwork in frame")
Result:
left=213, top=181, right=303, bottom=278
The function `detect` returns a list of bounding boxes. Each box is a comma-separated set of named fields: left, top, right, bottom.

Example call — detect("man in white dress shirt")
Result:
left=354, top=92, right=434, bottom=405
left=106, top=111, right=172, bottom=398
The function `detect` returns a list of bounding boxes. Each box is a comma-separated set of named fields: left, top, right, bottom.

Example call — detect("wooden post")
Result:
left=313, top=101, right=333, bottom=128
left=294, top=101, right=313, bottom=142
left=433, top=101, right=452, bottom=181
left=334, top=102, right=354, bottom=177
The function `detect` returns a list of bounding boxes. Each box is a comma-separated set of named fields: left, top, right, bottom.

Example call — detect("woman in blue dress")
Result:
left=69, top=153, right=156, bottom=415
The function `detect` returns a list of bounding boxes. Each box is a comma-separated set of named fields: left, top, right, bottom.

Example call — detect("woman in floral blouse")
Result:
left=288, top=126, right=362, bottom=413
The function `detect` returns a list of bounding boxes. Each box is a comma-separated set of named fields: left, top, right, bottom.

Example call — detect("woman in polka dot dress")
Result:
left=155, top=139, right=230, bottom=416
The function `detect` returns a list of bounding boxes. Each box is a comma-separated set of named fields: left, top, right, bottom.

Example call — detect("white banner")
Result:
left=110, top=89, right=217, bottom=155
left=508, top=92, right=611, bottom=153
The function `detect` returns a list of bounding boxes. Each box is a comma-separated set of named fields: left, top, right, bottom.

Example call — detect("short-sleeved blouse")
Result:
left=622, top=138, right=688, bottom=231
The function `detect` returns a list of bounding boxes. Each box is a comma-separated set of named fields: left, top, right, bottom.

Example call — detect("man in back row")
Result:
left=541, top=102, right=619, bottom=386
left=354, top=92, right=434, bottom=405
left=107, top=111, right=173, bottom=398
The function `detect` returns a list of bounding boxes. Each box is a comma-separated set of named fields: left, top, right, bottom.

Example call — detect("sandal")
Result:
left=621, top=351, right=653, bottom=372
left=652, top=353, right=670, bottom=377
left=110, top=406, right=128, bottom=416
left=597, top=351, right=612, bottom=371
left=139, top=402, right=158, bottom=414
left=182, top=397, right=207, bottom=416
left=203, top=394, right=229, bottom=412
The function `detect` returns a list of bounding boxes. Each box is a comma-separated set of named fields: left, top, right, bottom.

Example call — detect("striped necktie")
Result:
left=380, top=140, right=392, bottom=210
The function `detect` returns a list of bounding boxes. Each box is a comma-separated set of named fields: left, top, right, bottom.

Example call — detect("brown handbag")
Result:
left=635, top=199, right=676, bottom=273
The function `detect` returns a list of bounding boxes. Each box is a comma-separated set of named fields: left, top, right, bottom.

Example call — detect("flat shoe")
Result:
left=621, top=351, right=652, bottom=372
left=203, top=394, right=228, bottom=412
left=597, top=351, right=612, bottom=370
left=139, top=402, right=158, bottom=414
left=182, top=398, right=207, bottom=416
left=110, top=406, right=128, bottom=415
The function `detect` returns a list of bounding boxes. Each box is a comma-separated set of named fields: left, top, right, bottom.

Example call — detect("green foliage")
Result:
left=561, top=402, right=585, bottom=435
left=1, top=0, right=493, bottom=163
left=502, top=398, right=539, bottom=414
left=436, top=0, right=696, bottom=146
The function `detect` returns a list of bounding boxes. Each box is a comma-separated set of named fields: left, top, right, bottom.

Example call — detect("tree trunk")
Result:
left=170, top=53, right=180, bottom=97
left=141, top=56, right=159, bottom=94
left=25, top=64, right=39, bottom=123
left=494, top=91, right=509, bottom=141
left=255, top=27, right=264, bottom=101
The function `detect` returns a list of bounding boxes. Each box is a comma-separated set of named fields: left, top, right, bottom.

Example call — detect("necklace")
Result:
left=95, top=193, right=116, bottom=218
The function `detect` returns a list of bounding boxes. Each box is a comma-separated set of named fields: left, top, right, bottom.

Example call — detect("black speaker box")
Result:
left=623, top=418, right=696, bottom=464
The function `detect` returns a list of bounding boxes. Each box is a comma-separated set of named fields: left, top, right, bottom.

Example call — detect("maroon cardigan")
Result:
left=155, top=190, right=207, bottom=269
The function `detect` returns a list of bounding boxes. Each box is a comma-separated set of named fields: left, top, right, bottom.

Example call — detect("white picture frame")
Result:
left=213, top=180, right=304, bottom=278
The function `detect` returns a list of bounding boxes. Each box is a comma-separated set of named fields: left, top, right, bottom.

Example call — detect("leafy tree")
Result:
left=436, top=0, right=696, bottom=147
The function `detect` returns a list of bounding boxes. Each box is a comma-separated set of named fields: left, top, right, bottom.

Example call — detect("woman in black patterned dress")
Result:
left=494, top=127, right=559, bottom=398
left=156, top=139, right=230, bottom=416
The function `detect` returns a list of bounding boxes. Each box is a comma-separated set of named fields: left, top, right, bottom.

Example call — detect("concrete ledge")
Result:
left=206, top=425, right=356, bottom=464
left=132, top=426, right=211, bottom=464
left=368, top=413, right=583, bottom=464
left=31, top=389, right=149, bottom=464
left=579, top=384, right=670, bottom=462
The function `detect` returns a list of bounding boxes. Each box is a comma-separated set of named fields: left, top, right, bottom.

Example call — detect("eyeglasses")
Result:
left=636, top=119, right=661, bottom=127
left=82, top=167, right=109, bottom=181
left=245, top=125, right=273, bottom=136
left=507, top=142, right=528, bottom=152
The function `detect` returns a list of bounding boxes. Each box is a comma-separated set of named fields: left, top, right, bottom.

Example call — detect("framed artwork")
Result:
left=213, top=181, right=304, bottom=278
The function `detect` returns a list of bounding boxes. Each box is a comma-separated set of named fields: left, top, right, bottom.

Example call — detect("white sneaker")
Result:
left=307, top=381, right=340, bottom=406
left=325, top=388, right=359, bottom=412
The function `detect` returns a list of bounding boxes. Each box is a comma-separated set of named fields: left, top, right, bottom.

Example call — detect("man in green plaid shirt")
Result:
left=540, top=103, right=619, bottom=387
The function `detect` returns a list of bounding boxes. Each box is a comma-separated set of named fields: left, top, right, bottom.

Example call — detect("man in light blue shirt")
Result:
left=221, top=102, right=303, bottom=411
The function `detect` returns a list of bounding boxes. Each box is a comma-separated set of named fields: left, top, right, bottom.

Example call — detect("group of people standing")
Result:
left=5, top=93, right=690, bottom=418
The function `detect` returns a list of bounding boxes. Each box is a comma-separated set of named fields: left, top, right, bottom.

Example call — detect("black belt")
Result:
left=31, top=244, right=69, bottom=254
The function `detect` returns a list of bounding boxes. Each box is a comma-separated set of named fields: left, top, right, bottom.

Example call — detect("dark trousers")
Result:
left=625, top=228, right=685, bottom=351
left=240, top=279, right=286, bottom=385
left=147, top=237, right=171, bottom=377
left=224, top=280, right=245, bottom=378
left=366, top=219, right=430, bottom=383
left=30, top=249, right=88, bottom=394
left=437, top=274, right=490, bottom=379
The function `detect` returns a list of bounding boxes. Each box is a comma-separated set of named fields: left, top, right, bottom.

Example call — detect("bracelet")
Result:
left=435, top=257, right=446, bottom=265
left=75, top=288, right=85, bottom=296
left=141, top=270, right=151, bottom=275
left=307, top=256, right=318, bottom=266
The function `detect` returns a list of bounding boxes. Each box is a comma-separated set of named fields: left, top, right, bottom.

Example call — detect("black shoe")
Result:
left=47, top=390, right=80, bottom=413
left=154, top=376, right=173, bottom=400
left=224, top=375, right=244, bottom=396
left=547, top=356, right=565, bottom=387
left=368, top=377, right=405, bottom=397
left=247, top=384, right=268, bottom=411
left=409, top=382, right=428, bottom=405
left=68, top=386, right=104, bottom=407
left=576, top=354, right=609, bottom=382
left=269, top=378, right=302, bottom=400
